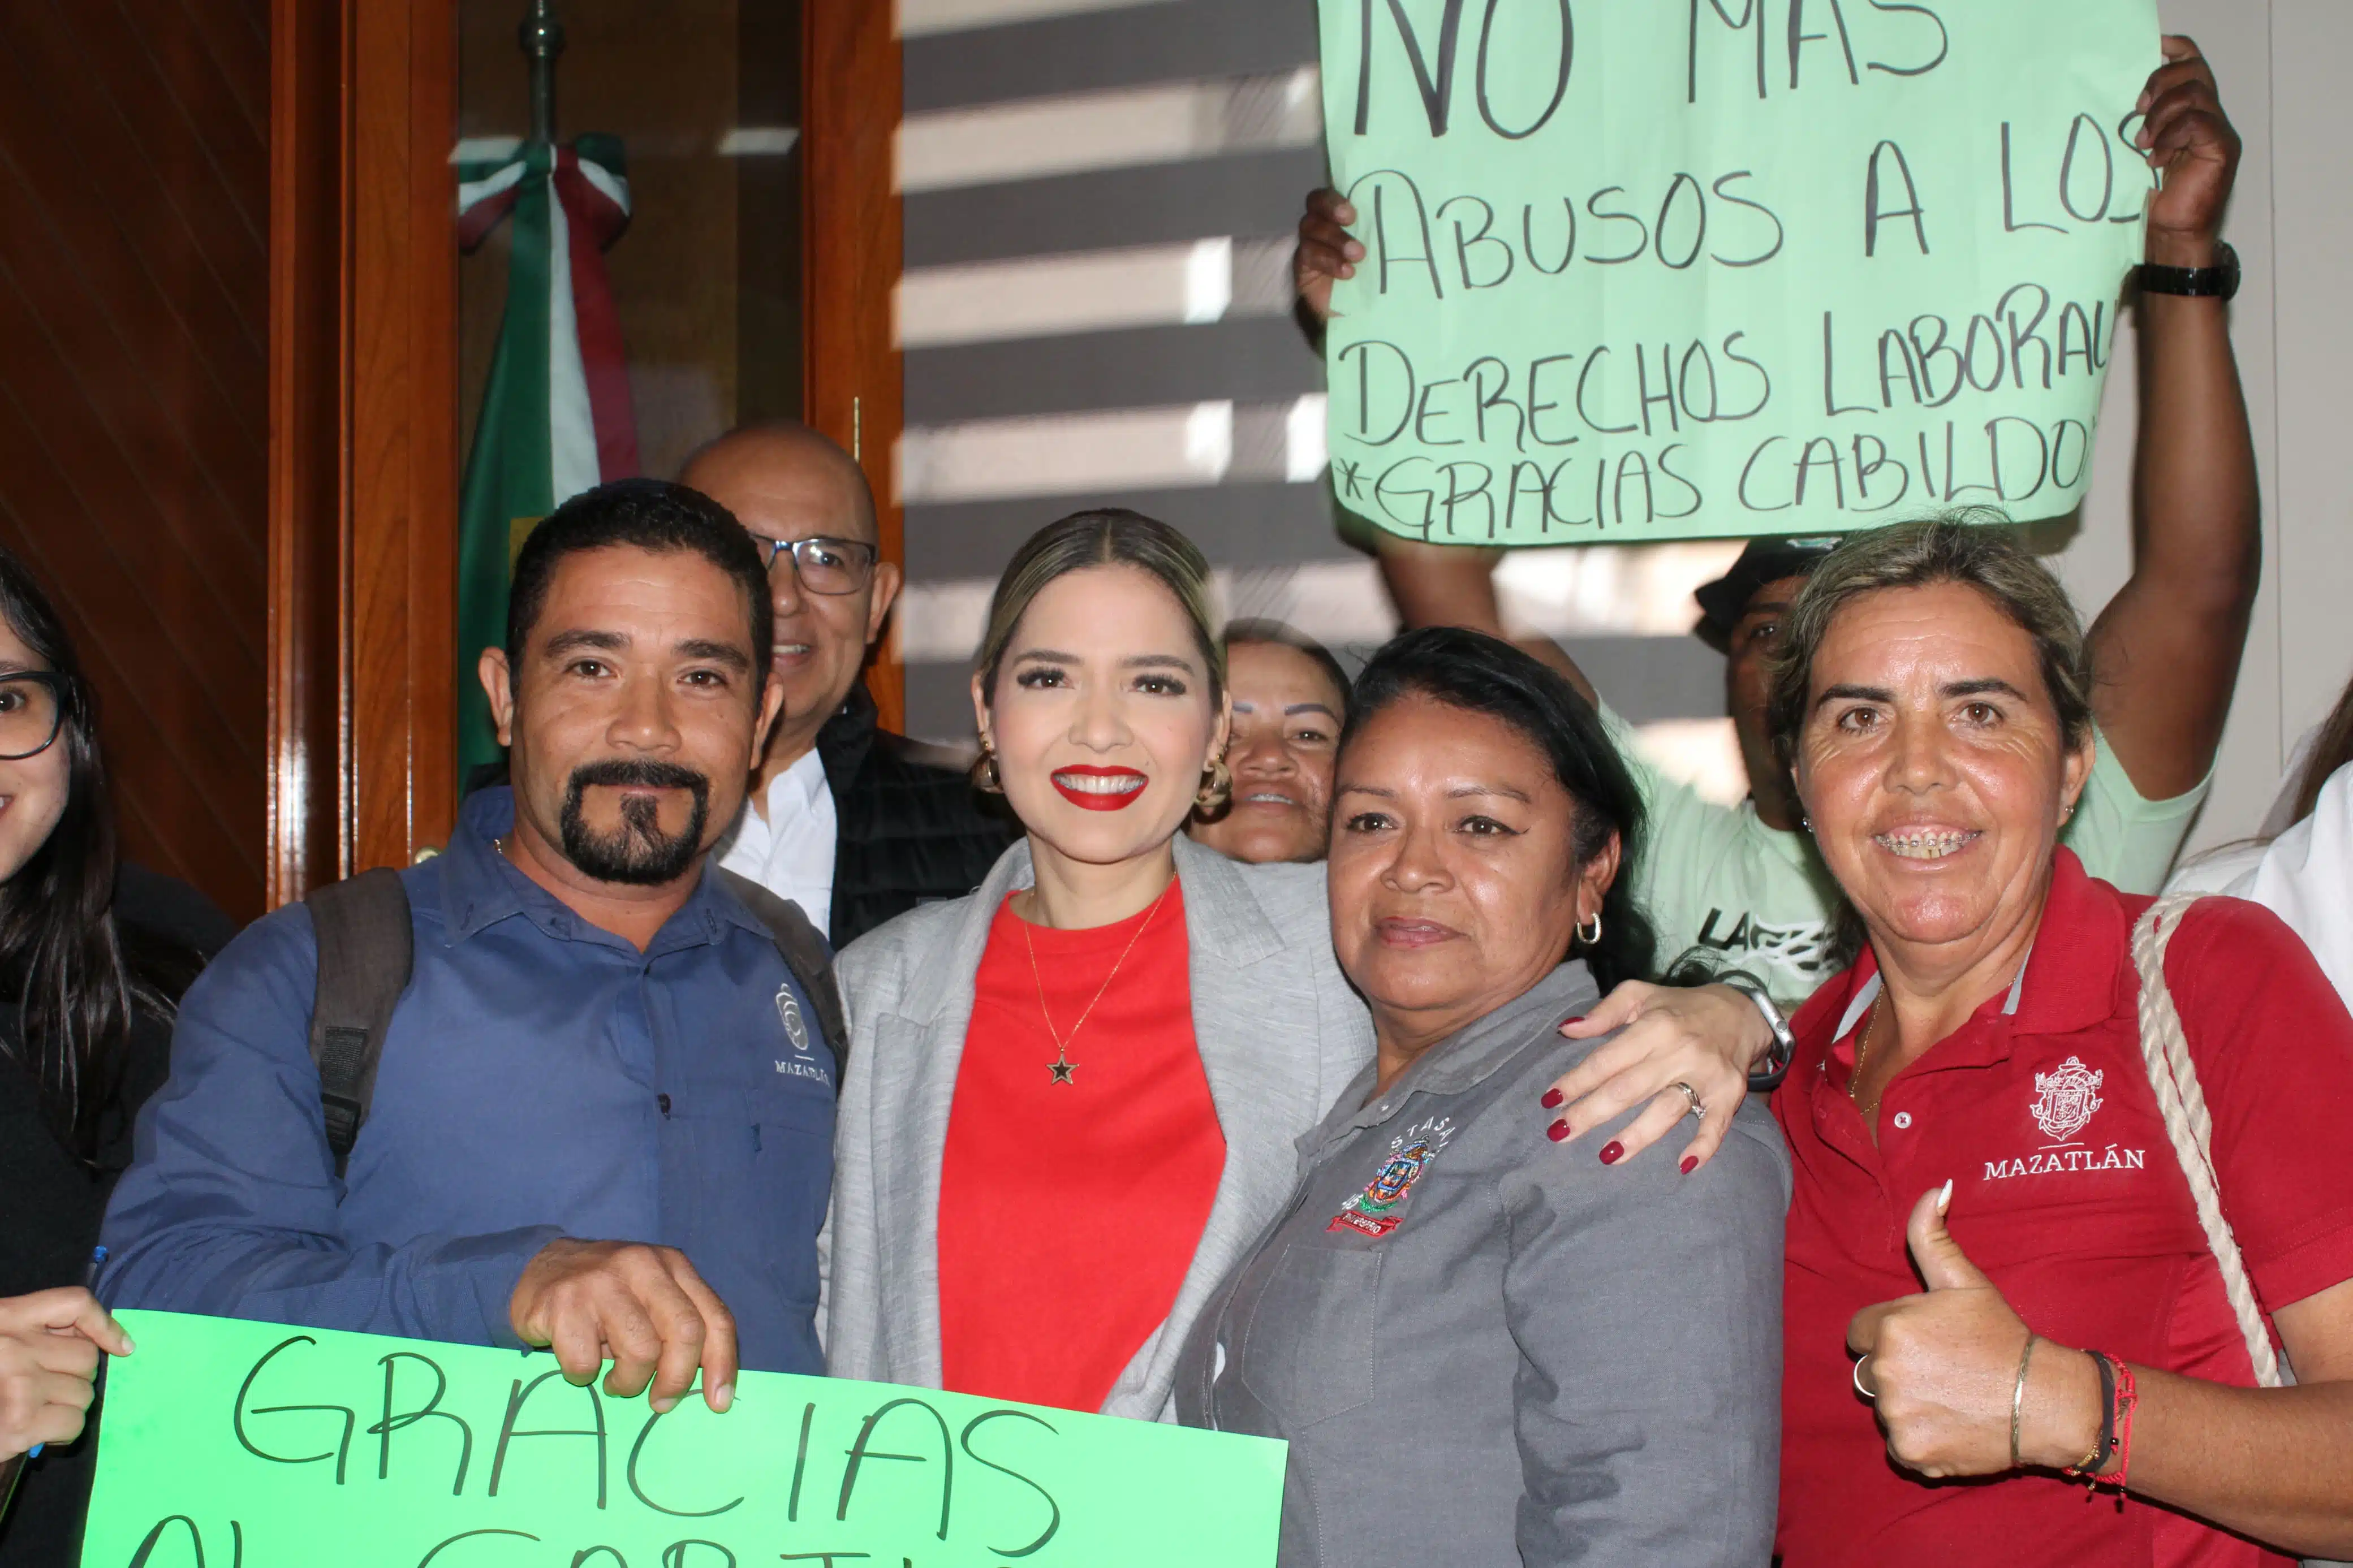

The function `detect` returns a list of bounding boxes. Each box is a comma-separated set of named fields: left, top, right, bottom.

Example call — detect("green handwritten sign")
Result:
left=1318, top=0, right=2158, bottom=543
left=83, top=1311, right=1285, bottom=1567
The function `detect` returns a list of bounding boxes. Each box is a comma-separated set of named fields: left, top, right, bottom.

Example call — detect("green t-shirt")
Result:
left=1605, top=706, right=2209, bottom=1009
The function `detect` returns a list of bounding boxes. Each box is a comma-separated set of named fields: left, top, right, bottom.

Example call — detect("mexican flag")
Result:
left=455, top=133, right=639, bottom=783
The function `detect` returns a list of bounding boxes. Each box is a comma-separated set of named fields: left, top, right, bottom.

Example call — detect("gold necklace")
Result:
left=1848, top=996, right=1886, bottom=1122
left=1022, top=881, right=1173, bottom=1086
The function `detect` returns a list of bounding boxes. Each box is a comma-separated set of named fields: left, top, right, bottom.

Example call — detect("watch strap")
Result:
left=2136, top=240, right=2238, bottom=300
left=1717, top=970, right=1796, bottom=1091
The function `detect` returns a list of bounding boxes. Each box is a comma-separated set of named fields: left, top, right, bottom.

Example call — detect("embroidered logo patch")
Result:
left=2029, top=1055, right=2104, bottom=1144
left=775, top=983, right=811, bottom=1056
left=1328, top=1117, right=1453, bottom=1238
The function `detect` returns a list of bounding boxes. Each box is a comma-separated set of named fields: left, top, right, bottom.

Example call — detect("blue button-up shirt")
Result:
left=100, top=787, right=836, bottom=1374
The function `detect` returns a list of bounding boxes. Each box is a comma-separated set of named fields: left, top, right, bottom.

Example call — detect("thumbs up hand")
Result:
left=1845, top=1181, right=2078, bottom=1478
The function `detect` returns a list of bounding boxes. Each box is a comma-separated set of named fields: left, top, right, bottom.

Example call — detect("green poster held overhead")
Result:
left=80, top=1311, right=1287, bottom=1567
left=1317, top=0, right=2159, bottom=545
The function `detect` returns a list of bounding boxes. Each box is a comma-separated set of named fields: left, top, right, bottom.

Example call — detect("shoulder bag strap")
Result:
left=2130, top=893, right=2283, bottom=1388
left=306, top=867, right=416, bottom=1179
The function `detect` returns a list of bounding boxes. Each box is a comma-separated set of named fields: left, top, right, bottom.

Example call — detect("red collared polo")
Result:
left=1774, top=849, right=2353, bottom=1568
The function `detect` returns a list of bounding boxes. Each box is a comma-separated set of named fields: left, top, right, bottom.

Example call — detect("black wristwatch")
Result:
left=2137, top=240, right=2239, bottom=300
left=1716, top=970, right=1795, bottom=1092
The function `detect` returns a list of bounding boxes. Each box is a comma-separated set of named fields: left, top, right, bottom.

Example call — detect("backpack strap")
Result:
left=716, top=869, right=848, bottom=1071
left=306, top=867, right=415, bottom=1178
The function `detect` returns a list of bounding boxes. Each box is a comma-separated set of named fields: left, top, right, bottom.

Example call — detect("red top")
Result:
left=1775, top=850, right=2353, bottom=1568
left=937, top=882, right=1226, bottom=1413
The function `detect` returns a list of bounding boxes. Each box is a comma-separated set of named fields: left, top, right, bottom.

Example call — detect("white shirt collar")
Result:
left=714, top=749, right=838, bottom=936
left=1831, top=948, right=2033, bottom=1041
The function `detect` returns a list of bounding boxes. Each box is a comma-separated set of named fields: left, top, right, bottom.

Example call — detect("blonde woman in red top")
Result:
left=822, top=510, right=1374, bottom=1419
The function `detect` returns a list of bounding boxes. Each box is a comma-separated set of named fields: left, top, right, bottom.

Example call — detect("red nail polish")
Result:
left=1540, top=1088, right=1562, bottom=1109
left=1546, top=1120, right=1571, bottom=1142
left=1563, top=1015, right=1587, bottom=1026
left=1680, top=1155, right=1699, bottom=1175
left=1598, top=1141, right=1623, bottom=1165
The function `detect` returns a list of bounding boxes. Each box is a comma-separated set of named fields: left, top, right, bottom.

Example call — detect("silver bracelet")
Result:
left=2011, top=1333, right=2039, bottom=1470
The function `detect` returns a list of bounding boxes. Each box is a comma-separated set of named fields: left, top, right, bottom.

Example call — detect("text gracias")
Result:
left=107, top=1333, right=1071, bottom=1568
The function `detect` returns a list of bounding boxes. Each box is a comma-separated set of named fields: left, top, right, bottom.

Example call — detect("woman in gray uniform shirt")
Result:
left=1176, top=629, right=1790, bottom=1567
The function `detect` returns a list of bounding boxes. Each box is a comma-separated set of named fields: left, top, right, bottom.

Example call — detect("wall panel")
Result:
left=0, top=0, right=269, bottom=920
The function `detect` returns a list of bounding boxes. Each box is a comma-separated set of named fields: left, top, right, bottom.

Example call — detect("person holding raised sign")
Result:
left=1295, top=37, right=2259, bottom=1014
left=100, top=481, right=844, bottom=1426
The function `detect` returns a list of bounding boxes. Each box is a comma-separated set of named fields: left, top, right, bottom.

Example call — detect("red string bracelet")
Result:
left=2108, top=1359, right=2140, bottom=1493
left=2065, top=1350, right=2139, bottom=1494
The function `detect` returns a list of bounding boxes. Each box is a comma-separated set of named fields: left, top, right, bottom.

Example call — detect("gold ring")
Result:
left=1853, top=1357, right=1877, bottom=1400
left=1670, top=1081, right=1704, bottom=1118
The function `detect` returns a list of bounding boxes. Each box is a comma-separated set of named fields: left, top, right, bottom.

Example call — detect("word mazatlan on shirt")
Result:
left=1983, top=1145, right=2148, bottom=1181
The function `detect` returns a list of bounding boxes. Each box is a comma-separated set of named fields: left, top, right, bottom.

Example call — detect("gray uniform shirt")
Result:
left=1174, top=964, right=1790, bottom=1567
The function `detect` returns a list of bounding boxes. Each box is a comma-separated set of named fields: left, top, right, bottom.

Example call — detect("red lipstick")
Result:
left=1050, top=765, right=1149, bottom=811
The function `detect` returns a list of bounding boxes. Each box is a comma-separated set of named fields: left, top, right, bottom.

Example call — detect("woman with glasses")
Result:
left=0, top=546, right=232, bottom=1565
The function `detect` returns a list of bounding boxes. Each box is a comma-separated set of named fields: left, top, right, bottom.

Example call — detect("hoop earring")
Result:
left=971, top=743, right=1003, bottom=794
left=1196, top=755, right=1233, bottom=811
left=1576, top=910, right=1604, bottom=947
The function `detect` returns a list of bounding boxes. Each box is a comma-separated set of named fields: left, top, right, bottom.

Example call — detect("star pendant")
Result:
left=1048, top=1051, right=1078, bottom=1086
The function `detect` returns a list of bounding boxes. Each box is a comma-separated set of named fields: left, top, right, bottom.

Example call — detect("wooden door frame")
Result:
left=269, top=0, right=903, bottom=904
left=269, top=0, right=459, bottom=901
left=806, top=3, right=906, bottom=733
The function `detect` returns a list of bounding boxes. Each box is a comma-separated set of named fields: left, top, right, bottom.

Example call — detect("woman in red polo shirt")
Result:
left=1750, top=516, right=2353, bottom=1566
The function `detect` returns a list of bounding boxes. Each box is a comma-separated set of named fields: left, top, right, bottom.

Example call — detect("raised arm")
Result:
left=2085, top=37, right=2259, bottom=801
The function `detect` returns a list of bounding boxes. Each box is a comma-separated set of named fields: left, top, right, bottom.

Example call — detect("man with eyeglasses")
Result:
left=680, top=425, right=1016, bottom=948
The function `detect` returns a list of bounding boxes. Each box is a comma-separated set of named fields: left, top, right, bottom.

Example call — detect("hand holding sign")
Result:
left=509, top=1238, right=739, bottom=1415
left=1847, top=1182, right=2101, bottom=1477
left=2137, top=37, right=2239, bottom=262
left=0, top=1286, right=133, bottom=1459
left=1295, top=188, right=1363, bottom=323
left=85, top=1311, right=1286, bottom=1567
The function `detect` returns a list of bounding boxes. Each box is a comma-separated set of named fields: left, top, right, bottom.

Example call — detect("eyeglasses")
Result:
left=0, top=671, right=66, bottom=761
left=746, top=534, right=880, bottom=596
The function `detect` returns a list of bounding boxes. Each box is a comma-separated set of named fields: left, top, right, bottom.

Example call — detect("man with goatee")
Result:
left=103, top=480, right=838, bottom=1413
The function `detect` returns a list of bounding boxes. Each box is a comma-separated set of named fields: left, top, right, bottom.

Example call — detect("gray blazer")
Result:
left=1174, top=963, right=1789, bottom=1567
left=824, top=833, right=1374, bottom=1420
